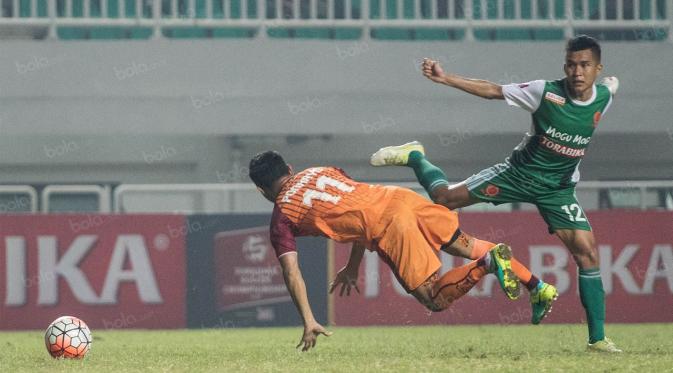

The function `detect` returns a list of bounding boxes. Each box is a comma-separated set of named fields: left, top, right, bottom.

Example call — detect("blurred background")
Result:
left=0, top=0, right=671, bottom=331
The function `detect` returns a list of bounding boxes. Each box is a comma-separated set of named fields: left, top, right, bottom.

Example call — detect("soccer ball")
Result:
left=44, top=316, right=92, bottom=359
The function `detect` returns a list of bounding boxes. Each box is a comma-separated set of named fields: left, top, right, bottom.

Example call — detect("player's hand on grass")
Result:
left=422, top=58, right=446, bottom=83
left=329, top=266, right=360, bottom=296
left=297, top=322, right=332, bottom=352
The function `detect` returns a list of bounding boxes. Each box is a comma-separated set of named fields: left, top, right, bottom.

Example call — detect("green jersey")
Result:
left=501, top=78, right=614, bottom=187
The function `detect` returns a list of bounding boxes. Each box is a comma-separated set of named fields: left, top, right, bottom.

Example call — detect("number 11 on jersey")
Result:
left=302, top=175, right=355, bottom=207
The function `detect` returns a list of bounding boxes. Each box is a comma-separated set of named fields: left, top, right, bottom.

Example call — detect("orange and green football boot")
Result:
left=489, top=244, right=521, bottom=300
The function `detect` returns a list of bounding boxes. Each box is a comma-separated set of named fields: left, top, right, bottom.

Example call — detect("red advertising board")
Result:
left=0, top=215, right=187, bottom=330
left=333, top=211, right=673, bottom=325
left=214, top=226, right=290, bottom=313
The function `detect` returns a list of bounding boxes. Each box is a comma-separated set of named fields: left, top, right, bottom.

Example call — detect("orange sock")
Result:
left=511, top=259, right=533, bottom=283
left=431, top=259, right=488, bottom=310
left=469, top=238, right=493, bottom=258
left=471, top=238, right=533, bottom=283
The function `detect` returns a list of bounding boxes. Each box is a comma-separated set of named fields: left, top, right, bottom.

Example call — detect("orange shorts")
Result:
left=371, top=188, right=460, bottom=292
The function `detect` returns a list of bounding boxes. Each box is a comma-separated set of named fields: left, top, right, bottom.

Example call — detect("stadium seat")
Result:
left=0, top=0, right=669, bottom=41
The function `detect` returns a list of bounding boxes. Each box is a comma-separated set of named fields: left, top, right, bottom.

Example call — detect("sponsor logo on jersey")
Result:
left=539, top=136, right=585, bottom=158
left=545, top=127, right=591, bottom=145
left=482, top=184, right=500, bottom=197
left=544, top=91, right=566, bottom=106
left=593, top=111, right=602, bottom=128
left=518, top=83, right=529, bottom=89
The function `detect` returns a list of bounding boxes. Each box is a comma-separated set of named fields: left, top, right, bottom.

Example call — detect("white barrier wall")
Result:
left=0, top=40, right=671, bottom=135
left=0, top=40, right=672, bottom=184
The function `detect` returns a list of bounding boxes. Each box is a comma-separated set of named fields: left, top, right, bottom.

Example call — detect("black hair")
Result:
left=566, top=35, right=601, bottom=62
left=248, top=150, right=290, bottom=189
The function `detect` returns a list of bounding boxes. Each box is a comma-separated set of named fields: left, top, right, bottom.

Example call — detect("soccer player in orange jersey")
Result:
left=249, top=150, right=525, bottom=352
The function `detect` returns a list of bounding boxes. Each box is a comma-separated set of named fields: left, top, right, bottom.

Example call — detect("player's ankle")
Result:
left=477, top=253, right=493, bottom=273
left=407, top=150, right=424, bottom=167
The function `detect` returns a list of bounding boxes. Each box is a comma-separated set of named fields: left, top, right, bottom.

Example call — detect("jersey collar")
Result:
left=564, top=80, right=597, bottom=106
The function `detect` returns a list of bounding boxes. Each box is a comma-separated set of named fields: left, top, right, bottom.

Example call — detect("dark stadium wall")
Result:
left=185, top=214, right=328, bottom=328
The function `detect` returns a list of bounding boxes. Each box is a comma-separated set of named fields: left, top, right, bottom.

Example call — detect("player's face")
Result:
left=563, top=49, right=603, bottom=97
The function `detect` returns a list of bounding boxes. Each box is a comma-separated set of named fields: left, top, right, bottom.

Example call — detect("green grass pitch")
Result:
left=2, top=324, right=672, bottom=372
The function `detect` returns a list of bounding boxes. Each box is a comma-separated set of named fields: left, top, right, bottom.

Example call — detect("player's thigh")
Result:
left=431, top=182, right=480, bottom=210
left=408, top=190, right=462, bottom=248
left=535, top=189, right=592, bottom=235
left=376, top=214, right=443, bottom=293
left=463, top=163, right=531, bottom=205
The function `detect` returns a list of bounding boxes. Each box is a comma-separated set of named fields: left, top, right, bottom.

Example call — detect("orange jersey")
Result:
left=271, top=167, right=394, bottom=253
left=270, top=166, right=461, bottom=290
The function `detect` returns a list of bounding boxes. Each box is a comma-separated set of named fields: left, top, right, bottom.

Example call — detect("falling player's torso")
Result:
left=274, top=167, right=395, bottom=243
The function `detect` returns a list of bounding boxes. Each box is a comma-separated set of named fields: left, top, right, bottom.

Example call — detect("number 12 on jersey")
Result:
left=561, top=203, right=587, bottom=222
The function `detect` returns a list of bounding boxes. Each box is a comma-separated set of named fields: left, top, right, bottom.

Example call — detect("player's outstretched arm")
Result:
left=329, top=242, right=365, bottom=296
left=421, top=58, right=504, bottom=100
left=279, top=252, right=332, bottom=351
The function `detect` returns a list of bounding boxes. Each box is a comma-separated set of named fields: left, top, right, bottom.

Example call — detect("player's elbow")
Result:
left=484, top=85, right=504, bottom=100
left=281, top=262, right=301, bottom=281
left=282, top=265, right=300, bottom=279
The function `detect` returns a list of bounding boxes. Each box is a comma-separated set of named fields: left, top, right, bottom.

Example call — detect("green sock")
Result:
left=407, top=151, right=449, bottom=195
left=579, top=268, right=606, bottom=344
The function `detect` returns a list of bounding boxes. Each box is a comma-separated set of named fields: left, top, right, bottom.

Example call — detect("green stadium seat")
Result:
left=474, top=28, right=564, bottom=40
left=7, top=0, right=668, bottom=41
left=58, top=27, right=152, bottom=40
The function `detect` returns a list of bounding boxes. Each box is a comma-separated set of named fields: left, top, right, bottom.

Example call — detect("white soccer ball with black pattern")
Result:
left=44, top=316, right=92, bottom=359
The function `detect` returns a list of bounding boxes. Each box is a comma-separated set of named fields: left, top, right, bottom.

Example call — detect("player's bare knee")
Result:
left=421, top=298, right=445, bottom=312
left=574, top=247, right=598, bottom=268
left=427, top=302, right=445, bottom=312
left=421, top=299, right=446, bottom=312
left=569, top=244, right=598, bottom=268
left=411, top=286, right=445, bottom=312
left=424, top=293, right=450, bottom=312
left=558, top=230, right=599, bottom=268
left=442, top=231, right=473, bottom=258
left=576, top=236, right=598, bottom=266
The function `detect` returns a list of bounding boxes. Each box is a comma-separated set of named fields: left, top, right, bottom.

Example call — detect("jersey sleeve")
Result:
left=270, top=205, right=297, bottom=258
left=602, top=94, right=613, bottom=117
left=599, top=77, right=618, bottom=118
left=501, top=80, right=546, bottom=113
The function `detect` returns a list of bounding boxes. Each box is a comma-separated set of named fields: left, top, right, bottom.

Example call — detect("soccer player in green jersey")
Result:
left=370, top=35, right=621, bottom=353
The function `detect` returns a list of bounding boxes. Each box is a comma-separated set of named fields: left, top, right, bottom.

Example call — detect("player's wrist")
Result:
left=344, top=262, right=360, bottom=274
left=303, top=317, right=318, bottom=327
left=441, top=74, right=456, bottom=86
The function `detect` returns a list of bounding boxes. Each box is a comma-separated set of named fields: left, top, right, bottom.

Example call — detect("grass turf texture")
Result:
left=1, top=324, right=671, bottom=372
